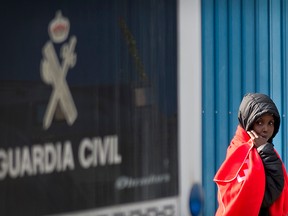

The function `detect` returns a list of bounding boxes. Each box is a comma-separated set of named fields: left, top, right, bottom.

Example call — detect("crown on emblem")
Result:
left=48, top=10, right=70, bottom=43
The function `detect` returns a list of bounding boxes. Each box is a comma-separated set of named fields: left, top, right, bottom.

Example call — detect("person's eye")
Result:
left=269, top=121, right=274, bottom=125
left=256, top=120, right=262, bottom=125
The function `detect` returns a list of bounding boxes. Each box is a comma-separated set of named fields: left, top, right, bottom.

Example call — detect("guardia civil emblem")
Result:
left=40, top=11, right=78, bottom=129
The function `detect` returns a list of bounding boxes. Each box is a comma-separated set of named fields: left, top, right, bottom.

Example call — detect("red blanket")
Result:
left=214, top=126, right=288, bottom=216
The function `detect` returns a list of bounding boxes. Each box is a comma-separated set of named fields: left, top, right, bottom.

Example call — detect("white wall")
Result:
left=178, top=0, right=202, bottom=215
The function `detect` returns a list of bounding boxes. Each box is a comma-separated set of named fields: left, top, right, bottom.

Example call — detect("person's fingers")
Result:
left=248, top=130, right=268, bottom=148
left=250, top=130, right=259, bottom=138
left=247, top=131, right=256, bottom=139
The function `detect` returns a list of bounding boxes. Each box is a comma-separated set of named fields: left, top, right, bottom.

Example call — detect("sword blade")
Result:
left=57, top=80, right=77, bottom=125
left=43, top=90, right=59, bottom=129
left=42, top=42, right=62, bottom=81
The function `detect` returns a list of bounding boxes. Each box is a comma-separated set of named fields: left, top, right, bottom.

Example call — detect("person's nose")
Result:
left=262, top=124, right=268, bottom=133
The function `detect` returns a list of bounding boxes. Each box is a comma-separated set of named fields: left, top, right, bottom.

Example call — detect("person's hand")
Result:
left=247, top=130, right=268, bottom=148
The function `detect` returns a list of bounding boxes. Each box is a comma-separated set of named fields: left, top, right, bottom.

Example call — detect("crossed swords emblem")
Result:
left=40, top=36, right=78, bottom=129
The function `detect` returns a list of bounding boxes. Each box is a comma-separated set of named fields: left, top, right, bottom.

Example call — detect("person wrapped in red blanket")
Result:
left=214, top=93, right=288, bottom=216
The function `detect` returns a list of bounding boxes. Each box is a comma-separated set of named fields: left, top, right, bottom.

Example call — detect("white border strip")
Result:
left=178, top=0, right=202, bottom=215
left=46, top=196, right=179, bottom=216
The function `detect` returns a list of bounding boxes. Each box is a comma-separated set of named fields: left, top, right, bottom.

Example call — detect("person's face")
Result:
left=252, top=113, right=275, bottom=141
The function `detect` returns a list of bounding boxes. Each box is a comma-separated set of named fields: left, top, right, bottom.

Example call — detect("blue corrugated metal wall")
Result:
left=202, top=0, right=288, bottom=215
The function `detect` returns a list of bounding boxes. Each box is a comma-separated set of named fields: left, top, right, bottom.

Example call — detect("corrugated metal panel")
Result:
left=202, top=0, right=288, bottom=215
